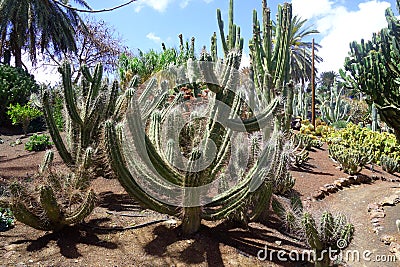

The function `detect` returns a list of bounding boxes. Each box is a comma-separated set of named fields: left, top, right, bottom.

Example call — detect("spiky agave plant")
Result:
left=10, top=150, right=96, bottom=231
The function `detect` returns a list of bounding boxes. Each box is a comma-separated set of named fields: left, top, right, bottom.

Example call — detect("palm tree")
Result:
left=318, top=71, right=339, bottom=89
left=274, top=15, right=322, bottom=84
left=0, top=0, right=90, bottom=68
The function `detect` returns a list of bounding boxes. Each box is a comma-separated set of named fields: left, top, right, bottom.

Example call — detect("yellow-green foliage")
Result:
left=325, top=123, right=400, bottom=165
left=300, top=118, right=334, bottom=138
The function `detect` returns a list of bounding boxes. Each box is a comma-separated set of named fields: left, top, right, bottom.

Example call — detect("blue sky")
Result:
left=32, top=0, right=398, bottom=82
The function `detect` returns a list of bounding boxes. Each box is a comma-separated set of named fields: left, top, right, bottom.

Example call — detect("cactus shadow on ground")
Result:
left=10, top=225, right=118, bottom=259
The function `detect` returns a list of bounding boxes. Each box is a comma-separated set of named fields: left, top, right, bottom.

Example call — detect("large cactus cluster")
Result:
left=341, top=0, right=400, bottom=141
left=10, top=151, right=96, bottom=231
left=316, top=79, right=350, bottom=124
left=103, top=0, right=296, bottom=235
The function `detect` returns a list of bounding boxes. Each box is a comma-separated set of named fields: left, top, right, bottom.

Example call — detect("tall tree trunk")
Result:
left=13, top=46, right=22, bottom=68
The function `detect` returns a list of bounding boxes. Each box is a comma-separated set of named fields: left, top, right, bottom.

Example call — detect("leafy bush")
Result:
left=7, top=103, right=43, bottom=135
left=0, top=64, right=39, bottom=123
left=24, top=134, right=52, bottom=151
left=0, top=207, right=14, bottom=231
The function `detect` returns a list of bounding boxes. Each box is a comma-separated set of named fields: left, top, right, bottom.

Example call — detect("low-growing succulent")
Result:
left=328, top=144, right=372, bottom=175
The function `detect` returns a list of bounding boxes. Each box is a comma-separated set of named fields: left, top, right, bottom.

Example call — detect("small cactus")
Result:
left=380, top=155, right=400, bottom=174
left=302, top=211, right=354, bottom=267
left=10, top=151, right=96, bottom=231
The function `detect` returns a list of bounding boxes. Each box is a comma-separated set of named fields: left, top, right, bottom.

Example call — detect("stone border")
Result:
left=367, top=193, right=400, bottom=260
left=311, top=175, right=400, bottom=201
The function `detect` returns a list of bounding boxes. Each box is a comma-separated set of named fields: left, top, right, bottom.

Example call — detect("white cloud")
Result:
left=146, top=32, right=162, bottom=44
left=134, top=0, right=173, bottom=12
left=292, top=0, right=392, bottom=73
left=291, top=0, right=333, bottom=19
left=180, top=0, right=190, bottom=9
left=240, top=53, right=251, bottom=70
left=133, top=0, right=211, bottom=12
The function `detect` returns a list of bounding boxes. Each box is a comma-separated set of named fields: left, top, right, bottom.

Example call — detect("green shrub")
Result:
left=7, top=103, right=43, bottom=135
left=0, top=64, right=39, bottom=123
left=0, top=207, right=14, bottom=231
left=24, top=134, right=52, bottom=151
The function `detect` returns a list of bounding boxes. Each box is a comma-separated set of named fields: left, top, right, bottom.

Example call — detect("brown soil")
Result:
left=1, top=132, right=400, bottom=267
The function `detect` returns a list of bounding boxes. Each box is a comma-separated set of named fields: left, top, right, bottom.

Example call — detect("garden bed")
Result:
left=1, top=132, right=400, bottom=266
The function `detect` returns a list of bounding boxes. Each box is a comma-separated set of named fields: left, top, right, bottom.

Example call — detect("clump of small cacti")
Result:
left=302, top=211, right=354, bottom=267
left=325, top=123, right=400, bottom=174
left=328, top=144, right=372, bottom=175
left=294, top=133, right=314, bottom=150
left=380, top=155, right=400, bottom=174
left=292, top=148, right=310, bottom=167
left=10, top=150, right=96, bottom=231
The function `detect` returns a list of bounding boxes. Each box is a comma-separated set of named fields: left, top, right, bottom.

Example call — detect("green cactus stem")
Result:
left=341, top=2, right=400, bottom=141
left=302, top=211, right=354, bottom=267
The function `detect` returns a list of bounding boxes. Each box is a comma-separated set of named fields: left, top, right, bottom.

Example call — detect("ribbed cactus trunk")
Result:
left=250, top=1, right=293, bottom=132
left=371, top=103, right=378, bottom=131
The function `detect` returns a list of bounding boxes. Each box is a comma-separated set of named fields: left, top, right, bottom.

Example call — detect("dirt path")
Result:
left=309, top=181, right=400, bottom=266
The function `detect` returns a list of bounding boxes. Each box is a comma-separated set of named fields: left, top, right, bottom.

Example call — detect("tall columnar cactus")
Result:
left=293, top=84, right=310, bottom=119
left=43, top=62, right=134, bottom=176
left=302, top=212, right=354, bottom=267
left=341, top=0, right=400, bottom=141
left=371, top=103, right=379, bottom=131
left=316, top=79, right=350, bottom=124
left=10, top=151, right=96, bottom=231
left=216, top=0, right=244, bottom=57
left=250, top=1, right=294, bottom=130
